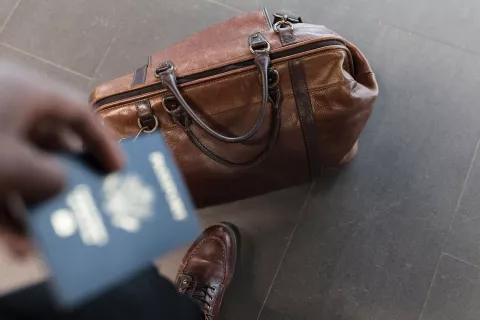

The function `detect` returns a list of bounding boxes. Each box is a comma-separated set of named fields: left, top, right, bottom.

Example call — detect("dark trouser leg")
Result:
left=0, top=266, right=204, bottom=320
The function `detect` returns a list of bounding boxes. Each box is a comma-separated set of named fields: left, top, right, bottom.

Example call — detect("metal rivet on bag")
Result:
left=137, top=115, right=159, bottom=134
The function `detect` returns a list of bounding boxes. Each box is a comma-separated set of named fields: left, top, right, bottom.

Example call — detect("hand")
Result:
left=0, top=63, right=124, bottom=257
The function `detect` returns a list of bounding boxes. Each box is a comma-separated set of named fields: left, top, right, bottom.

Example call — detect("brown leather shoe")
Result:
left=175, top=223, right=238, bottom=320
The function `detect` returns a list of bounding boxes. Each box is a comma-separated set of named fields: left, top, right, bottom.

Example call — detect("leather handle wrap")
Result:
left=156, top=51, right=272, bottom=143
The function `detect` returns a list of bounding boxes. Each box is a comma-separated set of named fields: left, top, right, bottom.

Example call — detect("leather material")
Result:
left=155, top=48, right=271, bottom=143
left=175, top=223, right=238, bottom=320
left=275, top=12, right=298, bottom=45
left=278, top=27, right=296, bottom=45
left=135, top=99, right=156, bottom=130
left=131, top=64, right=148, bottom=86
left=89, top=21, right=346, bottom=103
left=289, top=59, right=322, bottom=179
left=248, top=32, right=269, bottom=51
left=90, top=9, right=379, bottom=208
left=185, top=85, right=282, bottom=167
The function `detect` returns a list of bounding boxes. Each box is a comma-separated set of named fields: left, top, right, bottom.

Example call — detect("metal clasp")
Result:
left=137, top=115, right=159, bottom=134
left=134, top=114, right=159, bottom=141
left=249, top=32, right=271, bottom=54
left=162, top=95, right=191, bottom=130
left=249, top=42, right=271, bottom=54
left=273, top=15, right=294, bottom=33
left=162, top=94, right=181, bottom=115
left=154, top=61, right=175, bottom=78
left=258, top=68, right=280, bottom=88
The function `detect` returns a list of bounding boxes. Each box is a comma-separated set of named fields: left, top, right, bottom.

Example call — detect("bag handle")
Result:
left=155, top=32, right=283, bottom=167
left=167, top=86, right=282, bottom=167
left=155, top=33, right=274, bottom=144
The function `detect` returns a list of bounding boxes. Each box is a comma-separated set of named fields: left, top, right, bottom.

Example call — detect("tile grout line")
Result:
left=205, top=0, right=244, bottom=13
left=379, top=20, right=480, bottom=59
left=88, top=0, right=137, bottom=90
left=0, top=42, right=92, bottom=80
left=0, top=0, right=21, bottom=36
left=443, top=252, right=480, bottom=269
left=256, top=181, right=316, bottom=320
left=87, top=35, right=117, bottom=89
left=418, top=134, right=480, bottom=320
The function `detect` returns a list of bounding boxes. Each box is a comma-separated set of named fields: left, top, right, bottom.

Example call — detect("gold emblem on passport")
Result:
left=51, top=209, right=77, bottom=238
left=51, top=184, right=109, bottom=246
left=102, top=173, right=154, bottom=233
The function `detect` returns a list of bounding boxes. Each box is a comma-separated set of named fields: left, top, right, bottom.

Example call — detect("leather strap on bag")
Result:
left=135, top=99, right=158, bottom=132
left=289, top=60, right=322, bottom=178
left=154, top=32, right=282, bottom=167
left=273, top=11, right=301, bottom=46
left=182, top=87, right=282, bottom=167
left=156, top=33, right=272, bottom=144
left=132, top=64, right=148, bottom=86
left=276, top=11, right=322, bottom=179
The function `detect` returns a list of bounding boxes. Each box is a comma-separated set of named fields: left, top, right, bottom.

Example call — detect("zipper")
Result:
left=94, top=39, right=346, bottom=109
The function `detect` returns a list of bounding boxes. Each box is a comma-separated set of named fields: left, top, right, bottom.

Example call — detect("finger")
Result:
left=67, top=111, right=124, bottom=172
left=0, top=66, right=123, bottom=172
left=0, top=194, right=27, bottom=236
left=0, top=229, right=33, bottom=258
left=0, top=136, right=65, bottom=204
left=0, top=199, right=32, bottom=259
left=33, top=93, right=124, bottom=172
left=30, top=123, right=83, bottom=152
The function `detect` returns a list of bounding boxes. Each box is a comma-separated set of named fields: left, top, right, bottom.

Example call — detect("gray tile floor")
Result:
left=1, top=0, right=480, bottom=319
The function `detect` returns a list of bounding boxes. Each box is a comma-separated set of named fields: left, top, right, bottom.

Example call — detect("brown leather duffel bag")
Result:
left=90, top=8, right=378, bottom=208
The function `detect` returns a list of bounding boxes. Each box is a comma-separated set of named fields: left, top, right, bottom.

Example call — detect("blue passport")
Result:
left=28, top=133, right=200, bottom=307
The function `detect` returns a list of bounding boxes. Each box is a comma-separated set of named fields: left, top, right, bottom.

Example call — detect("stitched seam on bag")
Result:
left=160, top=28, right=271, bottom=75
left=289, top=60, right=311, bottom=176
left=298, top=59, right=322, bottom=178
left=181, top=25, right=271, bottom=57
left=171, top=31, right=268, bottom=61
left=159, top=79, right=355, bottom=132
left=107, top=79, right=355, bottom=134
left=181, top=48, right=350, bottom=90
left=297, top=60, right=316, bottom=177
left=172, top=24, right=333, bottom=56
left=178, top=28, right=340, bottom=60
left=101, top=78, right=354, bottom=124
left=98, top=48, right=350, bottom=111
left=178, top=35, right=343, bottom=75
left=94, top=37, right=346, bottom=103
left=108, top=79, right=356, bottom=135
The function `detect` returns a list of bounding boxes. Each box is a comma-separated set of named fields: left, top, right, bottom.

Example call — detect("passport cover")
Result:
left=27, top=133, right=200, bottom=307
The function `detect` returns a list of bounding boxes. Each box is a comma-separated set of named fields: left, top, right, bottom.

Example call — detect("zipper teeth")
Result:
left=94, top=39, right=345, bottom=109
